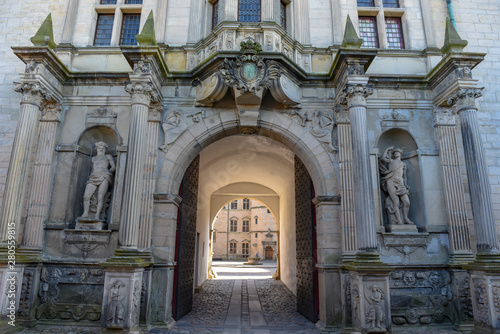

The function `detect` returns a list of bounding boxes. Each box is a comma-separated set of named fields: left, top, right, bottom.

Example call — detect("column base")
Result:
left=448, top=252, right=475, bottom=266
left=346, top=251, right=391, bottom=272
left=103, top=248, right=153, bottom=267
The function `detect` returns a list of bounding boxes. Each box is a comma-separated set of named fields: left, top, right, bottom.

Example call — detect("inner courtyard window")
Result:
left=231, top=200, right=238, bottom=209
left=212, top=0, right=220, bottom=28
left=94, top=14, right=114, bottom=46
left=359, top=17, right=379, bottom=48
left=357, top=0, right=374, bottom=7
left=243, top=198, right=250, bottom=209
left=242, top=242, right=249, bottom=258
left=230, top=219, right=237, bottom=232
left=280, top=1, right=286, bottom=28
left=229, top=242, right=237, bottom=255
left=383, top=0, right=399, bottom=7
left=239, top=0, right=261, bottom=22
left=242, top=219, right=250, bottom=232
left=120, top=14, right=141, bottom=45
left=385, top=17, right=404, bottom=49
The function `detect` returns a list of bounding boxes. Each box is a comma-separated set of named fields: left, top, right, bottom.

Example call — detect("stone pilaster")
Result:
left=341, top=84, right=377, bottom=253
left=433, top=107, right=473, bottom=264
left=335, top=107, right=357, bottom=261
left=120, top=82, right=160, bottom=250
left=101, top=268, right=143, bottom=330
left=0, top=82, right=51, bottom=245
left=262, top=0, right=274, bottom=21
left=225, top=0, right=238, bottom=21
left=295, top=0, right=310, bottom=44
left=138, top=103, right=162, bottom=250
left=447, top=88, right=497, bottom=255
left=187, top=0, right=205, bottom=43
left=350, top=272, right=391, bottom=334
left=21, top=102, right=62, bottom=253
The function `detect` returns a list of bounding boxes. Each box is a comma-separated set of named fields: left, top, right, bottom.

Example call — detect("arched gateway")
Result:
left=1, top=12, right=497, bottom=334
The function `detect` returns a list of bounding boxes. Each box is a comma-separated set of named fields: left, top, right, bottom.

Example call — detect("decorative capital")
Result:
left=433, top=107, right=457, bottom=126
left=125, top=82, right=160, bottom=106
left=40, top=101, right=62, bottom=121
left=14, top=82, right=52, bottom=107
left=447, top=88, right=483, bottom=112
left=339, top=84, right=373, bottom=108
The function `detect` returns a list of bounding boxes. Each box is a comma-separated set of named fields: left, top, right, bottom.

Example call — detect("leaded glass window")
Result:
left=230, top=242, right=237, bottom=254
left=125, top=0, right=143, bottom=3
left=385, top=17, right=404, bottom=49
left=94, top=14, right=114, bottom=46
left=239, top=0, right=261, bottom=22
left=357, top=0, right=374, bottom=7
left=383, top=0, right=399, bottom=8
left=231, top=200, right=238, bottom=209
left=100, top=0, right=117, bottom=4
left=230, top=219, right=238, bottom=232
left=359, top=17, right=379, bottom=48
left=242, top=242, right=249, bottom=258
left=242, top=220, right=250, bottom=232
left=120, top=14, right=140, bottom=45
left=243, top=199, right=250, bottom=209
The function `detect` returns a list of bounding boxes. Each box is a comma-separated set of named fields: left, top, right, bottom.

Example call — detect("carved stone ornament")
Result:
left=308, top=110, right=335, bottom=153
left=14, top=82, right=52, bottom=107
left=334, top=104, right=350, bottom=124
left=87, top=105, right=118, bottom=127
left=365, top=284, right=386, bottom=331
left=433, top=107, right=457, bottom=126
left=160, top=109, right=187, bottom=152
left=473, top=278, right=490, bottom=327
left=340, top=84, right=374, bottom=108
left=218, top=39, right=280, bottom=94
left=278, top=109, right=307, bottom=127
left=195, top=73, right=228, bottom=107
left=133, top=60, right=151, bottom=74
left=148, top=102, right=163, bottom=122
left=25, top=60, right=39, bottom=74
left=456, top=66, right=472, bottom=79
left=40, top=101, right=62, bottom=121
left=107, top=280, right=126, bottom=329
left=125, top=82, right=160, bottom=105
left=36, top=267, right=104, bottom=322
left=65, top=230, right=112, bottom=258
left=447, top=88, right=483, bottom=111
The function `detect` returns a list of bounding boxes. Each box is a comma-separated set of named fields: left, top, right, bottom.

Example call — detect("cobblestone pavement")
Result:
left=160, top=278, right=320, bottom=334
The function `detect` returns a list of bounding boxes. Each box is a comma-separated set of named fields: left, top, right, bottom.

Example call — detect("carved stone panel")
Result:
left=390, top=270, right=453, bottom=326
left=35, top=266, right=104, bottom=322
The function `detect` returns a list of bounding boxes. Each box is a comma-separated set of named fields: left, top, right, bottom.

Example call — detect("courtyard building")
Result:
left=0, top=0, right=499, bottom=333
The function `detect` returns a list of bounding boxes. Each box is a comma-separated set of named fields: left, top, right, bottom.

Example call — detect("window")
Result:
left=267, top=209, right=270, bottom=213
left=357, top=0, right=374, bottom=6
left=120, top=14, right=141, bottom=45
left=280, top=1, right=286, bottom=28
left=101, top=0, right=116, bottom=4
left=231, top=200, right=238, bottom=210
left=230, top=242, right=237, bottom=255
left=239, top=0, right=260, bottom=22
left=242, top=242, right=249, bottom=258
left=94, top=14, right=114, bottom=46
left=213, top=231, right=216, bottom=242
left=230, top=219, right=237, bottom=232
left=242, top=220, right=250, bottom=232
left=385, top=18, right=404, bottom=49
left=255, top=217, right=258, bottom=224
left=359, top=17, right=379, bottom=48
left=212, top=0, right=220, bottom=29
left=383, top=0, right=399, bottom=8
left=255, top=233, right=258, bottom=238
left=125, top=0, right=143, bottom=3
left=243, top=199, right=250, bottom=210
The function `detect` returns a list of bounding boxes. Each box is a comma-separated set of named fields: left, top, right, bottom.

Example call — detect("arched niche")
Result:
left=376, top=128, right=426, bottom=232
left=70, top=126, right=121, bottom=227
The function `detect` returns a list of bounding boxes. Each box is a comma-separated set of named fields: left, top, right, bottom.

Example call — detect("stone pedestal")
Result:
left=469, top=270, right=500, bottom=333
left=350, top=272, right=391, bottom=334
left=75, top=217, right=106, bottom=230
left=102, top=268, right=144, bottom=331
left=386, top=224, right=418, bottom=234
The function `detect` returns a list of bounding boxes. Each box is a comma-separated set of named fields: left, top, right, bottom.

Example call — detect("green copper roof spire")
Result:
left=441, top=17, right=468, bottom=54
left=30, top=13, right=57, bottom=49
left=136, top=10, right=158, bottom=46
left=341, top=15, right=363, bottom=49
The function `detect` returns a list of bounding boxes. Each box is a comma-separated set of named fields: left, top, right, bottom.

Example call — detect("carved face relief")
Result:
left=403, top=272, right=416, bottom=286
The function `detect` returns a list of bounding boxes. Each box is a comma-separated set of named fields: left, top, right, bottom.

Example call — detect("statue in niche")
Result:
left=365, top=284, right=385, bottom=330
left=161, top=110, right=186, bottom=152
left=80, top=141, right=115, bottom=221
left=379, top=146, right=413, bottom=225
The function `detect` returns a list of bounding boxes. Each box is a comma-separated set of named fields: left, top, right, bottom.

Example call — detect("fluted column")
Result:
left=120, top=82, right=160, bottom=249
left=21, top=102, right=62, bottom=250
left=0, top=82, right=51, bottom=244
left=448, top=88, right=497, bottom=253
left=341, top=84, right=377, bottom=252
left=262, top=0, right=274, bottom=21
left=335, top=109, right=358, bottom=258
left=138, top=103, right=161, bottom=250
left=433, top=108, right=472, bottom=261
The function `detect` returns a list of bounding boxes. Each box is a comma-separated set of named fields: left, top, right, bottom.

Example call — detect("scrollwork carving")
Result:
left=447, top=88, right=483, bottom=111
